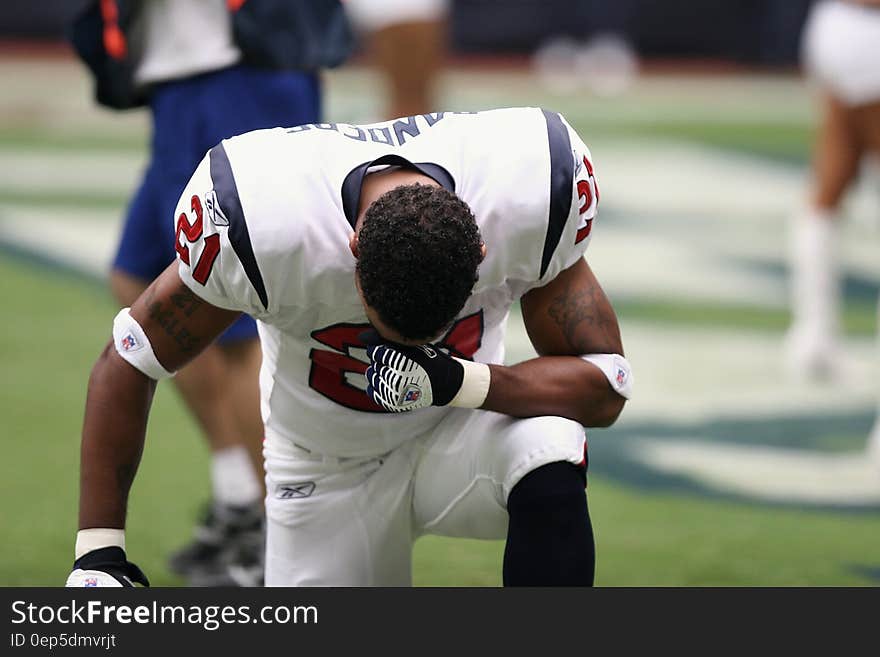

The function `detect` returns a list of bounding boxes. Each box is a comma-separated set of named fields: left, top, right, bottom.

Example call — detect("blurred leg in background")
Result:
left=854, top=98, right=880, bottom=465
left=785, top=93, right=859, bottom=380
left=794, top=0, right=880, bottom=463
left=345, top=0, right=448, bottom=118
left=93, top=1, right=328, bottom=586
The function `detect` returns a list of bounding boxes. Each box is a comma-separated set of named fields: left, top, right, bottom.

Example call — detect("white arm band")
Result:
left=580, top=353, right=633, bottom=400
left=75, top=528, right=125, bottom=559
left=112, top=307, right=176, bottom=380
left=449, top=359, right=491, bottom=408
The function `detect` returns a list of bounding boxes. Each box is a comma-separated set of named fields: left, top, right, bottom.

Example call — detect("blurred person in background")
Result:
left=531, top=0, right=637, bottom=99
left=68, top=0, right=352, bottom=585
left=344, top=0, right=448, bottom=118
left=791, top=0, right=880, bottom=462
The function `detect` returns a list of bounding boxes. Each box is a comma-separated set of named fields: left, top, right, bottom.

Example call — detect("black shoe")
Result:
left=168, top=501, right=265, bottom=587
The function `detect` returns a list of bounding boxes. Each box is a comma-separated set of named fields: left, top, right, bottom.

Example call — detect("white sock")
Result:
left=789, top=206, right=840, bottom=341
left=211, top=446, right=261, bottom=507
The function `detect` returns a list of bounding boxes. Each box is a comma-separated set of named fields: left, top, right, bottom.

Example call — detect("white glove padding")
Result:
left=366, top=343, right=452, bottom=412
left=365, top=340, right=490, bottom=413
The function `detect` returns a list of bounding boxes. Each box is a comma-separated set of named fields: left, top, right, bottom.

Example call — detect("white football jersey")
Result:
left=174, top=107, right=599, bottom=457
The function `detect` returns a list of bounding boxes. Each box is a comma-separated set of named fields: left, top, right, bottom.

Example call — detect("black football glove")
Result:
left=65, top=546, right=150, bottom=587
left=365, top=341, right=465, bottom=412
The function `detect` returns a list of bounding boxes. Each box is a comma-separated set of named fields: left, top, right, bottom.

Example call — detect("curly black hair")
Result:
left=357, top=183, right=483, bottom=341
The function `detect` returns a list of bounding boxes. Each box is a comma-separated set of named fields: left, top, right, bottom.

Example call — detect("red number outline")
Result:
left=575, top=156, right=598, bottom=244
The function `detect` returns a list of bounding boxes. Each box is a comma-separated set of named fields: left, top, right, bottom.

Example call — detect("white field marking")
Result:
left=591, top=138, right=880, bottom=226
left=504, top=316, right=879, bottom=424
left=587, top=228, right=788, bottom=308
left=507, top=312, right=880, bottom=505
left=589, top=210, right=879, bottom=310
left=628, top=438, right=880, bottom=506
left=0, top=149, right=145, bottom=195
left=585, top=138, right=880, bottom=308
left=0, top=205, right=121, bottom=278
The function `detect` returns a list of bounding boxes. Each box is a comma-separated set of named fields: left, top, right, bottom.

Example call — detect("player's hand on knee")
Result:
left=65, top=547, right=150, bottom=587
left=365, top=341, right=490, bottom=412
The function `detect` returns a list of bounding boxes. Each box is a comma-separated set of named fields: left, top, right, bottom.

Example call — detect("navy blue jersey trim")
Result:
left=208, top=143, right=269, bottom=310
left=340, top=155, right=456, bottom=230
left=540, top=109, right=574, bottom=279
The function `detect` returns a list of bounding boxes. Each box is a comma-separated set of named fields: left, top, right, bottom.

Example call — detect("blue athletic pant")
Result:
left=113, top=65, right=321, bottom=342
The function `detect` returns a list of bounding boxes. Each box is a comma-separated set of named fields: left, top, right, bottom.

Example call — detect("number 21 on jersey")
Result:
left=175, top=194, right=221, bottom=285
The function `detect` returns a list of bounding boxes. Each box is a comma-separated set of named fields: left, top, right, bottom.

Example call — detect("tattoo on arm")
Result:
left=144, top=285, right=204, bottom=354
left=547, top=278, right=620, bottom=354
left=169, top=287, right=204, bottom=317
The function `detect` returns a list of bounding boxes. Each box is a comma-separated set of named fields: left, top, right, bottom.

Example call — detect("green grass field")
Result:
left=1, top=58, right=878, bottom=586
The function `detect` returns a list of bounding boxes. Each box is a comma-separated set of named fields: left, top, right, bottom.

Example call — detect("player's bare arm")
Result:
left=79, top=263, right=241, bottom=531
left=365, top=255, right=630, bottom=426
left=481, top=257, right=627, bottom=427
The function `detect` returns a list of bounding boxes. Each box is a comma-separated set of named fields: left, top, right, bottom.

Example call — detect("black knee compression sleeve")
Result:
left=503, top=461, right=594, bottom=586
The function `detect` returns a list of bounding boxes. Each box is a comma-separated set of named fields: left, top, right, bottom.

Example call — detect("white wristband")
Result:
left=75, top=528, right=125, bottom=560
left=449, top=359, right=491, bottom=408
left=112, top=307, right=175, bottom=380
left=580, top=353, right=634, bottom=400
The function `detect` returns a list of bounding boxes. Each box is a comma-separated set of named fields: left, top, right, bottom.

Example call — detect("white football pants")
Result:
left=263, top=409, right=585, bottom=586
